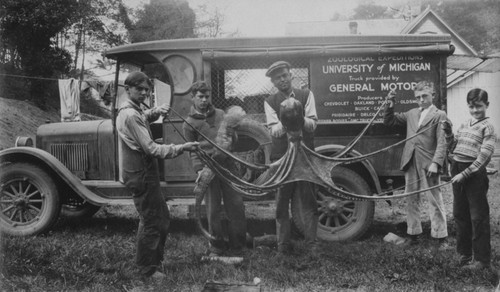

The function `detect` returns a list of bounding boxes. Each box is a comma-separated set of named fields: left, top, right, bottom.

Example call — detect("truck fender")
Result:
left=0, top=147, right=108, bottom=205
left=314, top=144, right=382, bottom=194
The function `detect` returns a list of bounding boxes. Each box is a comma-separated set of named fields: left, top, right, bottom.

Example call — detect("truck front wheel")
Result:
left=292, top=166, right=374, bottom=241
left=0, top=163, right=61, bottom=236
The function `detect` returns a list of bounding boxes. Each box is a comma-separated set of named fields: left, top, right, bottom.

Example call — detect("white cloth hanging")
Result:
left=58, top=78, right=81, bottom=122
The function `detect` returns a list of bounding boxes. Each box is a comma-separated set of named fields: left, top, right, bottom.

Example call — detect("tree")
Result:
left=0, top=0, right=129, bottom=106
left=194, top=4, right=239, bottom=38
left=57, top=0, right=128, bottom=73
left=330, top=12, right=348, bottom=22
left=128, top=0, right=196, bottom=43
left=349, top=0, right=499, bottom=55
left=423, top=0, right=500, bottom=54
left=0, top=0, right=80, bottom=107
left=352, top=3, right=393, bottom=20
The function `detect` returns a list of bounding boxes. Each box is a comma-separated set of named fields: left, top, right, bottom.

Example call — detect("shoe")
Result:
left=208, top=244, right=225, bottom=257
left=462, top=261, right=491, bottom=271
left=277, top=244, right=292, bottom=254
left=458, top=255, right=473, bottom=266
left=437, top=238, right=452, bottom=251
left=403, top=234, right=420, bottom=246
left=246, top=233, right=254, bottom=248
left=150, top=271, right=167, bottom=281
left=309, top=242, right=322, bottom=258
left=208, top=250, right=223, bottom=257
left=253, top=234, right=277, bottom=249
left=228, top=247, right=245, bottom=257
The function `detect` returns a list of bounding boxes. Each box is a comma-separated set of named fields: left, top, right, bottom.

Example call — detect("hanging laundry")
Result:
left=58, top=78, right=81, bottom=122
left=82, top=80, right=116, bottom=105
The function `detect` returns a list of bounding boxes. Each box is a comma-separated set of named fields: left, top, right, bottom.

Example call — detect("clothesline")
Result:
left=0, top=73, right=119, bottom=122
left=2, top=72, right=168, bottom=123
left=0, top=72, right=119, bottom=82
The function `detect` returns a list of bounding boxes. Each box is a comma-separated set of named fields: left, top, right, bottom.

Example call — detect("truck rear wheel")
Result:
left=0, top=163, right=61, bottom=236
left=292, top=166, right=374, bottom=241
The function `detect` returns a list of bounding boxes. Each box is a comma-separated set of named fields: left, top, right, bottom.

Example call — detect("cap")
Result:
left=265, top=61, right=291, bottom=77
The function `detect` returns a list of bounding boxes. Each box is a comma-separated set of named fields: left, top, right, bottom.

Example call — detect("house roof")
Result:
left=400, top=6, right=477, bottom=55
left=448, top=54, right=500, bottom=73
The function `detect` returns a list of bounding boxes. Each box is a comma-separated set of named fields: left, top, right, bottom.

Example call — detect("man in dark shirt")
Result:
left=183, top=81, right=247, bottom=257
left=264, top=61, right=319, bottom=255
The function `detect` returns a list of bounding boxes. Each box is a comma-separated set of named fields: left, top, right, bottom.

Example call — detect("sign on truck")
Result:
left=312, top=54, right=440, bottom=124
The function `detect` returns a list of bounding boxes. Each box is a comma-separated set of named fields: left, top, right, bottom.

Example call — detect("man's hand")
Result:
left=194, top=167, right=215, bottom=195
left=451, top=173, right=466, bottom=184
left=385, top=90, right=396, bottom=108
left=427, top=162, right=439, bottom=177
left=441, top=120, right=453, bottom=136
left=182, top=141, right=199, bottom=152
left=155, top=104, right=171, bottom=117
left=196, top=168, right=208, bottom=183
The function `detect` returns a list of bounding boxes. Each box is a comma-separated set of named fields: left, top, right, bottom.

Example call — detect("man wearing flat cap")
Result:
left=264, top=61, right=320, bottom=255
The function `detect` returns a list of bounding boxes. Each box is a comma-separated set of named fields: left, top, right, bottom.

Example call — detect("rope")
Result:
left=372, top=175, right=444, bottom=197
left=163, top=106, right=450, bottom=202
left=169, top=108, right=269, bottom=171
left=333, top=97, right=389, bottom=158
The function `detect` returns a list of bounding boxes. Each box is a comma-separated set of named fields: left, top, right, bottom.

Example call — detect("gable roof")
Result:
left=285, top=6, right=478, bottom=57
left=448, top=54, right=500, bottom=73
left=400, top=6, right=477, bottom=55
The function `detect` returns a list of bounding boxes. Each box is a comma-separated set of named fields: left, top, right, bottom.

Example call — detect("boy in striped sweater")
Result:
left=442, top=88, right=497, bottom=270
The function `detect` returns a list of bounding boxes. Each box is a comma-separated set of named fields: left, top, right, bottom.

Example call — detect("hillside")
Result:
left=0, top=97, right=60, bottom=150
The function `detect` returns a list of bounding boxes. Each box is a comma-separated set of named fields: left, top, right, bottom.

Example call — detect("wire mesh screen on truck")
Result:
left=210, top=58, right=309, bottom=121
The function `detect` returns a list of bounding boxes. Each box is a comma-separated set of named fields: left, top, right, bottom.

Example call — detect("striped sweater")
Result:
left=447, top=117, right=497, bottom=178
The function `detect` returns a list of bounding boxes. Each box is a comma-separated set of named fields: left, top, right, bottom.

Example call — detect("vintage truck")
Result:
left=0, top=34, right=454, bottom=240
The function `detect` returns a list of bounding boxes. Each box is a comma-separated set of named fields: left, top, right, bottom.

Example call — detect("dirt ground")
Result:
left=0, top=97, right=60, bottom=150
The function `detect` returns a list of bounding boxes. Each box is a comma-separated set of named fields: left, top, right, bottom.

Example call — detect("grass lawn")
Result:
left=1, top=173, right=499, bottom=291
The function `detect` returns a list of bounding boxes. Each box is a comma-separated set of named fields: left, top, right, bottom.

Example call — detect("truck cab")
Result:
left=0, top=34, right=454, bottom=239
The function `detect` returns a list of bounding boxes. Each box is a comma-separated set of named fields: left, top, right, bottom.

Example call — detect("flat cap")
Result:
left=265, top=61, right=291, bottom=77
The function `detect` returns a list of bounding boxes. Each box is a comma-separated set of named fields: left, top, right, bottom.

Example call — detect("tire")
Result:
left=61, top=197, right=100, bottom=219
left=234, top=118, right=272, bottom=164
left=233, top=118, right=272, bottom=182
left=0, top=163, right=61, bottom=236
left=292, top=166, right=374, bottom=241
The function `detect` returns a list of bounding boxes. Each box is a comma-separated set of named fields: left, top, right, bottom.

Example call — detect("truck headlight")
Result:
left=15, top=136, right=33, bottom=147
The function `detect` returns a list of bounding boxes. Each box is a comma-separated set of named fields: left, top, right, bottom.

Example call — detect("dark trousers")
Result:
left=206, top=176, right=247, bottom=250
left=123, top=159, right=170, bottom=276
left=451, top=159, right=490, bottom=264
left=276, top=181, right=318, bottom=248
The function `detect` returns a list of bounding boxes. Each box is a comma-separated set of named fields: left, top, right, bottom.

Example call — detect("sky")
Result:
left=96, top=0, right=417, bottom=79
left=189, top=0, right=360, bottom=37
left=123, top=0, right=414, bottom=37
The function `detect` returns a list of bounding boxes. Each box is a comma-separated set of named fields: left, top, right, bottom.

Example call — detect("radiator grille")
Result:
left=50, top=143, right=89, bottom=171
